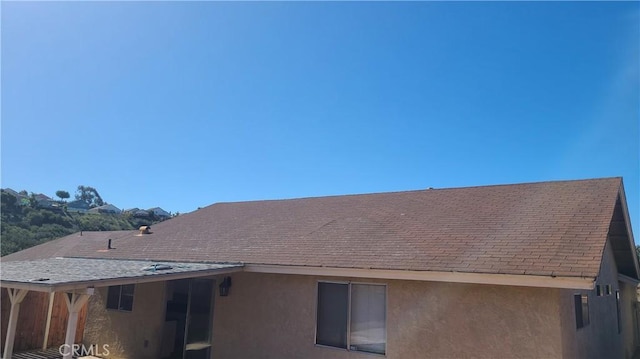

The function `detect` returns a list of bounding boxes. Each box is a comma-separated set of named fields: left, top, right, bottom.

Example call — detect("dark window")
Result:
left=316, top=282, right=348, bottom=349
left=596, top=285, right=603, bottom=296
left=316, top=282, right=386, bottom=355
left=106, top=284, right=135, bottom=311
left=574, top=294, right=589, bottom=329
left=605, top=285, right=612, bottom=296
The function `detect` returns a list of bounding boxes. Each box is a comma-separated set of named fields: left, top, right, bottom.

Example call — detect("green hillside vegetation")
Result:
left=1, top=189, right=170, bottom=256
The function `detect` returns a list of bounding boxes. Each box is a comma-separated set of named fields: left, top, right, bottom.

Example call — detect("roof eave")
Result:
left=618, top=182, right=640, bottom=279
left=0, top=266, right=244, bottom=293
left=244, top=264, right=595, bottom=289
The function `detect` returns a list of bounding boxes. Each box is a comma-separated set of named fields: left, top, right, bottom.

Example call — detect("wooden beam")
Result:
left=62, top=292, right=92, bottom=359
left=42, top=292, right=56, bottom=350
left=3, top=288, right=29, bottom=359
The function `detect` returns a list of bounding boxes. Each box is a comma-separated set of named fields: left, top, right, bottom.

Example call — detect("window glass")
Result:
left=575, top=294, right=589, bottom=329
left=350, top=284, right=386, bottom=354
left=187, top=279, right=214, bottom=344
left=121, top=284, right=135, bottom=296
left=616, top=290, right=621, bottom=334
left=106, top=284, right=135, bottom=311
left=581, top=295, right=590, bottom=326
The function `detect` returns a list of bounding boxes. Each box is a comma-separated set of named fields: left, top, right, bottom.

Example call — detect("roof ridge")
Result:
left=206, top=176, right=623, bottom=206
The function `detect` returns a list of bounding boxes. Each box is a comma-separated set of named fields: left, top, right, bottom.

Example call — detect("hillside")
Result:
left=0, top=190, right=170, bottom=256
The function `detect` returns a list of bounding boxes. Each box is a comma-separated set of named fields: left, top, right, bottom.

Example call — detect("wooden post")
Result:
left=62, top=292, right=91, bottom=359
left=42, top=292, right=55, bottom=350
left=3, top=288, right=29, bottom=359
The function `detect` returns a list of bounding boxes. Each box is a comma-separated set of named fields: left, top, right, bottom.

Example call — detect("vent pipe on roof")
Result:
left=107, top=239, right=113, bottom=250
left=139, top=226, right=152, bottom=235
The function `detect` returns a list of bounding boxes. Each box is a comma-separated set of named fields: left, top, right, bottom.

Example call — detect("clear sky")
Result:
left=2, top=2, right=639, bottom=238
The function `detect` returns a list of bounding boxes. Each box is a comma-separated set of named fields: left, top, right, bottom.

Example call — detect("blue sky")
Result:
left=2, top=2, right=639, bottom=237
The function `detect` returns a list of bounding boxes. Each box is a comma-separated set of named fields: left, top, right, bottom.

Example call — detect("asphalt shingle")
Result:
left=1, top=177, right=626, bottom=279
left=0, top=257, right=242, bottom=288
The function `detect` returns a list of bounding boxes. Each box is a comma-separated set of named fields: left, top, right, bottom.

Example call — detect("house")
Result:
left=1, top=177, right=639, bottom=359
left=122, top=208, right=150, bottom=218
left=2, top=188, right=30, bottom=206
left=66, top=200, right=91, bottom=213
left=88, top=204, right=122, bottom=214
left=148, top=207, right=171, bottom=219
left=33, top=193, right=57, bottom=208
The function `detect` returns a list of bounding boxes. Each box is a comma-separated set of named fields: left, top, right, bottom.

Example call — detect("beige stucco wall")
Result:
left=559, top=240, right=637, bottom=359
left=212, top=272, right=563, bottom=359
left=81, top=259, right=638, bottom=359
left=83, top=281, right=166, bottom=359
left=619, top=280, right=638, bottom=359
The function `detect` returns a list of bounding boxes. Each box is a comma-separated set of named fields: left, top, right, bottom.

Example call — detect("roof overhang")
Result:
left=0, top=258, right=596, bottom=292
left=618, top=273, right=640, bottom=286
left=244, top=264, right=596, bottom=289
left=0, top=257, right=244, bottom=293
left=615, top=184, right=640, bottom=279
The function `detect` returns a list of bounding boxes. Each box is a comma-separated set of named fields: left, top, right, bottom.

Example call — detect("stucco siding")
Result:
left=619, top=281, right=638, bottom=359
left=212, top=272, right=563, bottom=359
left=83, top=282, right=166, bottom=359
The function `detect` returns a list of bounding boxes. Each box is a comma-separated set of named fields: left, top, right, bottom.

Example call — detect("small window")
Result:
left=605, top=285, right=612, bottom=296
left=106, top=284, right=135, bottom=311
left=574, top=294, right=589, bottom=329
left=596, top=285, right=603, bottom=296
left=316, top=282, right=386, bottom=355
left=616, top=290, right=622, bottom=334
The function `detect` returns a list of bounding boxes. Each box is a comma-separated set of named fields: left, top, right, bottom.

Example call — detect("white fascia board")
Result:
left=244, top=264, right=595, bottom=290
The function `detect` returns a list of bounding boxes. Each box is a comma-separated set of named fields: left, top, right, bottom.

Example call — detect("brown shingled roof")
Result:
left=2, top=177, right=633, bottom=279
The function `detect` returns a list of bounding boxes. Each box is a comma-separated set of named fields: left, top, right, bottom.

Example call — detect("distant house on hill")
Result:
left=3, top=188, right=20, bottom=197
left=88, top=204, right=121, bottom=214
left=124, top=208, right=151, bottom=218
left=2, top=188, right=30, bottom=206
left=149, top=207, right=171, bottom=218
left=124, top=207, right=171, bottom=219
left=66, top=200, right=90, bottom=213
left=33, top=194, right=57, bottom=209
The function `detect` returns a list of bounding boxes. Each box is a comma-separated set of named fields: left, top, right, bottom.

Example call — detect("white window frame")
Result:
left=314, top=280, right=387, bottom=356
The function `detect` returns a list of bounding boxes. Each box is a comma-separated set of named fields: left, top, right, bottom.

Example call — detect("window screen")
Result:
left=316, top=282, right=348, bottom=348
left=106, top=286, right=121, bottom=310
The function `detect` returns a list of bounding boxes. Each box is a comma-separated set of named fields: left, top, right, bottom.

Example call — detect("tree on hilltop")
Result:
left=75, top=185, right=104, bottom=208
left=56, top=190, right=70, bottom=202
